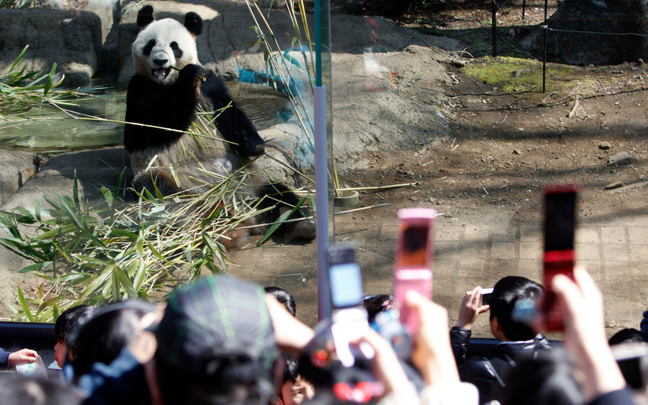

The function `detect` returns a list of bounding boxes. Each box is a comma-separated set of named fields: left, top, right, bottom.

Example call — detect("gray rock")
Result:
left=607, top=152, right=637, bottom=166
left=0, top=150, right=38, bottom=205
left=599, top=142, right=611, bottom=150
left=1, top=147, right=131, bottom=211
left=0, top=9, right=102, bottom=87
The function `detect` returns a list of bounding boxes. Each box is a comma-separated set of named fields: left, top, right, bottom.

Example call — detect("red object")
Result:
left=542, top=249, right=575, bottom=331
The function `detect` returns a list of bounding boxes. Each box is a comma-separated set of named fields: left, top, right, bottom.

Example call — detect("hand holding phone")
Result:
left=393, top=208, right=436, bottom=337
left=480, top=288, right=494, bottom=306
left=455, top=286, right=490, bottom=329
left=328, top=244, right=369, bottom=367
left=542, top=184, right=580, bottom=332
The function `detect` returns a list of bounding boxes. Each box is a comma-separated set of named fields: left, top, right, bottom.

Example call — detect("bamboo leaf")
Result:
left=8, top=45, right=29, bottom=74
left=36, top=296, right=62, bottom=315
left=35, top=223, right=79, bottom=240
left=43, top=63, right=57, bottom=96
left=113, top=265, right=137, bottom=299
left=257, top=195, right=306, bottom=246
left=53, top=304, right=61, bottom=321
left=133, top=239, right=147, bottom=292
left=77, top=255, right=109, bottom=266
left=35, top=199, right=41, bottom=221
left=101, top=186, right=114, bottom=208
left=72, top=171, right=80, bottom=208
left=146, top=242, right=171, bottom=264
left=59, top=196, right=84, bottom=230
left=5, top=300, right=19, bottom=315
left=80, top=265, right=112, bottom=300
left=17, top=286, right=35, bottom=322
left=18, top=262, right=52, bottom=273
left=308, top=194, right=316, bottom=212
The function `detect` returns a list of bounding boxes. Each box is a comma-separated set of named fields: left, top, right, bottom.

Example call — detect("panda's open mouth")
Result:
left=153, top=68, right=170, bottom=80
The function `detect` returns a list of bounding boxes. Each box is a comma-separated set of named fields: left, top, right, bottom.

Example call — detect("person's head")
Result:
left=0, top=373, right=84, bottom=405
left=154, top=275, right=278, bottom=405
left=501, top=351, right=583, bottom=405
left=609, top=328, right=648, bottom=346
left=489, top=276, right=543, bottom=341
left=279, top=358, right=314, bottom=405
left=265, top=286, right=296, bottom=317
left=362, top=294, right=393, bottom=324
left=69, top=300, right=155, bottom=378
left=54, top=305, right=95, bottom=368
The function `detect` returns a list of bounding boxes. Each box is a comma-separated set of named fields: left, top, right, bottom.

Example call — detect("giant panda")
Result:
left=124, top=5, right=314, bottom=249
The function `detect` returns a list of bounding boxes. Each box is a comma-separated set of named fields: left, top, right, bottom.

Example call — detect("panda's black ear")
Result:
left=184, top=12, right=203, bottom=36
left=137, top=5, right=155, bottom=28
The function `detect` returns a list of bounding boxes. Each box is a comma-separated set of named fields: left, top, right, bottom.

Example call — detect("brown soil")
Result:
left=234, top=3, right=648, bottom=337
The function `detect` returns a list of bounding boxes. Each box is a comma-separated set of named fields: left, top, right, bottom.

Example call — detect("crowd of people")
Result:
left=0, top=265, right=645, bottom=405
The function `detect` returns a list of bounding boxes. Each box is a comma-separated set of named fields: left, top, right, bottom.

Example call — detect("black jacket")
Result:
left=450, top=327, right=552, bottom=404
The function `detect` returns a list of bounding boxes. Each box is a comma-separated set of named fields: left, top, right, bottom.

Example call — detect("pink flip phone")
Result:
left=393, top=208, right=436, bottom=336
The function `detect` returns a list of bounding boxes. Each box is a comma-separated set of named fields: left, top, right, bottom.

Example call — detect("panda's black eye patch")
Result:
left=143, top=39, right=156, bottom=56
left=170, top=42, right=183, bottom=59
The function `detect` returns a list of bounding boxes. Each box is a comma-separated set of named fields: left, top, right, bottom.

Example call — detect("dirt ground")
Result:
left=231, top=2, right=648, bottom=338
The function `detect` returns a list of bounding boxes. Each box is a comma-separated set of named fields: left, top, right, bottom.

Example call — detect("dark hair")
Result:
left=70, top=301, right=154, bottom=378
left=155, top=351, right=275, bottom=405
left=490, top=276, right=543, bottom=341
left=54, top=305, right=95, bottom=344
left=362, top=294, right=392, bottom=324
left=609, top=328, right=648, bottom=346
left=283, top=357, right=299, bottom=383
left=264, top=286, right=296, bottom=317
left=0, top=373, right=84, bottom=405
left=501, top=352, right=583, bottom=405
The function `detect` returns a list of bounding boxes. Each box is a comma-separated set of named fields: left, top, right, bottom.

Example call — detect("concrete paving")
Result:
left=229, top=214, right=648, bottom=337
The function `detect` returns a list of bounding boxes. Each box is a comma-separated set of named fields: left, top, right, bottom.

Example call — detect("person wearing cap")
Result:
left=78, top=275, right=314, bottom=405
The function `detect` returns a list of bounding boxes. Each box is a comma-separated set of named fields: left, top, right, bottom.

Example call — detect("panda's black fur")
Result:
left=124, top=5, right=314, bottom=249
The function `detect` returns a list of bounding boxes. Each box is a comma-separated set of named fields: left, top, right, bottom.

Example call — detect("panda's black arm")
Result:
left=124, top=74, right=199, bottom=152
left=200, top=74, right=265, bottom=158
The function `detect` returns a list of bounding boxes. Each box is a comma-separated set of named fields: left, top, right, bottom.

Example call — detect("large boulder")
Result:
left=0, top=150, right=38, bottom=206
left=0, top=9, right=103, bottom=87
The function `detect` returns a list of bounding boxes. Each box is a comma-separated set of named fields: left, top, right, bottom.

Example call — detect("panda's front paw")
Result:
left=178, top=64, right=210, bottom=85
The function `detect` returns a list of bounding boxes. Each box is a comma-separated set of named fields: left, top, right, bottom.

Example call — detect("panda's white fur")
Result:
left=124, top=5, right=315, bottom=249
left=132, top=18, right=199, bottom=85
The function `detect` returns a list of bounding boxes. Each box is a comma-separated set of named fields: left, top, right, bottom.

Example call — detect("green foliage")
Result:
left=0, top=45, right=102, bottom=116
left=462, top=56, right=576, bottom=93
left=0, top=0, right=35, bottom=8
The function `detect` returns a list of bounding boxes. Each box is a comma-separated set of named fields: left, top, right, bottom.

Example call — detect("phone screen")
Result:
left=618, top=357, right=644, bottom=390
left=544, top=191, right=576, bottom=252
left=330, top=263, right=363, bottom=309
left=398, top=224, right=431, bottom=268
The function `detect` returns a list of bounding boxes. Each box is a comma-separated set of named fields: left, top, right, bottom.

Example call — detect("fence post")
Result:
left=522, top=0, right=526, bottom=20
left=542, top=0, right=548, bottom=92
left=492, top=0, right=497, bottom=57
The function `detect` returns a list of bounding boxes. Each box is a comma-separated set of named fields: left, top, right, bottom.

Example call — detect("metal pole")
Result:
left=315, top=0, right=331, bottom=320
left=492, top=0, right=497, bottom=57
left=522, top=0, right=526, bottom=20
left=314, top=86, right=330, bottom=321
left=542, top=0, right=548, bottom=92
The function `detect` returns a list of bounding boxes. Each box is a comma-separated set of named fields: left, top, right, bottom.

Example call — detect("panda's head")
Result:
left=132, top=5, right=203, bottom=85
